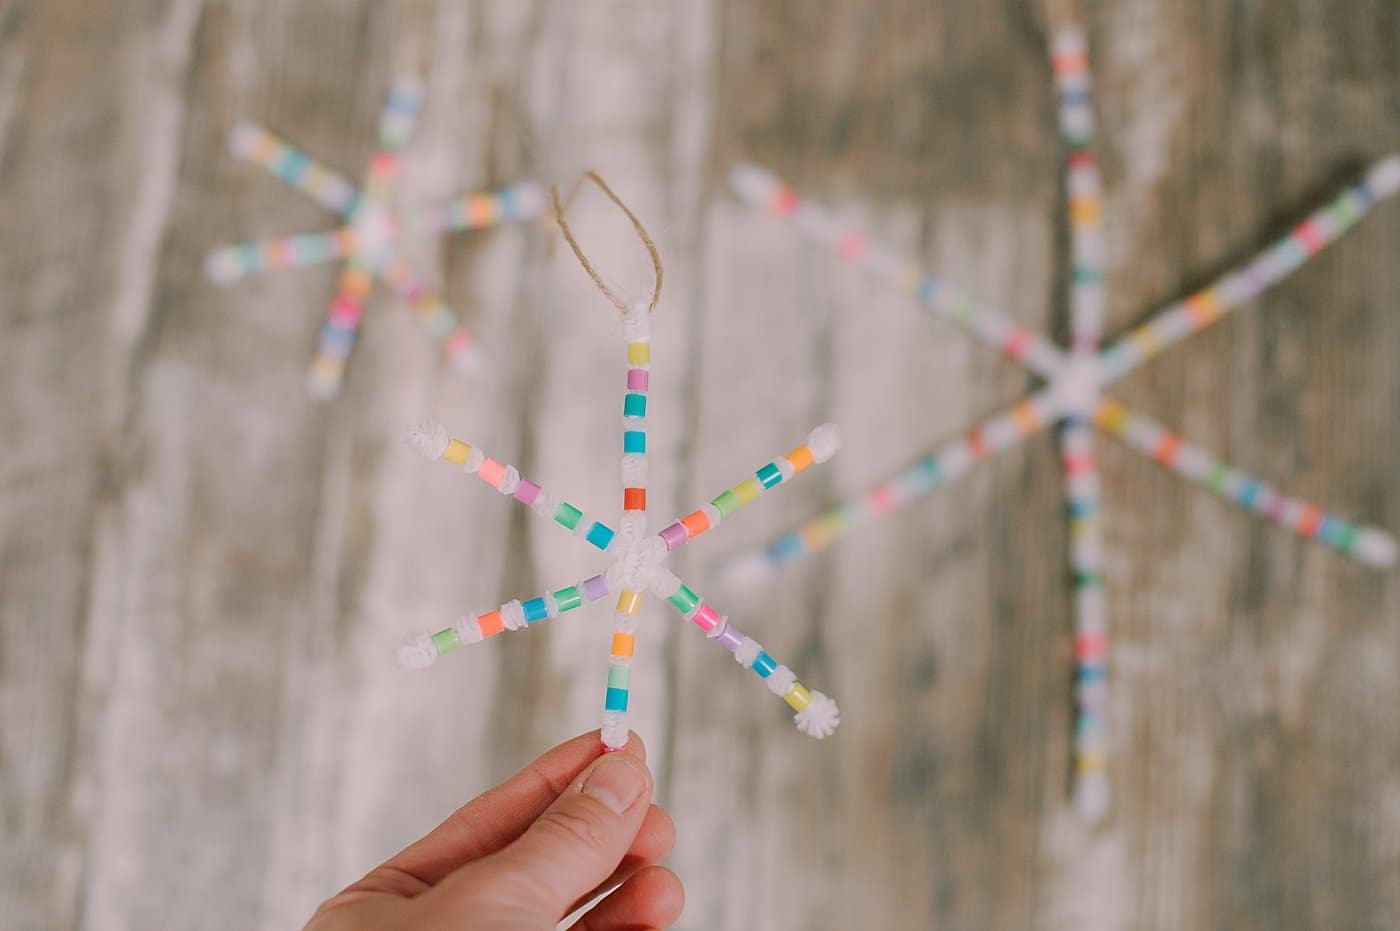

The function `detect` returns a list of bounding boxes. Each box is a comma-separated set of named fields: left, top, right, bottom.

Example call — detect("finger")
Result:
left=357, top=730, right=646, bottom=897
left=566, top=803, right=675, bottom=915
left=434, top=740, right=654, bottom=920
left=569, top=866, right=685, bottom=931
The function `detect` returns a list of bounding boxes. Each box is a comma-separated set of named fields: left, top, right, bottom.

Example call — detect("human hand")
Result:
left=305, top=731, right=683, bottom=930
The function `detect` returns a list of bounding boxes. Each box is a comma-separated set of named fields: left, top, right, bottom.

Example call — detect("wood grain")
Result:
left=1, top=1, right=1396, bottom=929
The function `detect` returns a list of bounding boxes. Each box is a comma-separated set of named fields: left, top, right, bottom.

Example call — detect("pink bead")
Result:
left=627, top=368, right=649, bottom=390
left=513, top=478, right=541, bottom=505
left=691, top=602, right=721, bottom=633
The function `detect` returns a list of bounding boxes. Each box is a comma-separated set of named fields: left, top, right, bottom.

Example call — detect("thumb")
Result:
left=436, top=745, right=654, bottom=922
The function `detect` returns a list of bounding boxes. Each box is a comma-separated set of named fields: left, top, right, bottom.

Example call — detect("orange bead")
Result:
left=478, top=611, right=505, bottom=637
left=624, top=487, right=646, bottom=511
left=611, top=632, right=635, bottom=657
left=786, top=445, right=815, bottom=473
left=680, top=510, right=710, bottom=537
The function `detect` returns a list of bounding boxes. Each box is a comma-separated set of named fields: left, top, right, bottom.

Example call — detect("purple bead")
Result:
left=658, top=522, right=688, bottom=550
left=627, top=368, right=649, bottom=391
left=715, top=624, right=745, bottom=653
left=582, top=574, right=610, bottom=601
left=513, top=478, right=541, bottom=506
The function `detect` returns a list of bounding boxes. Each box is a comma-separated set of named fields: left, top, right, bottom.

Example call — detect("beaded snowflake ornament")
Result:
left=397, top=175, right=841, bottom=750
left=206, top=78, right=545, bottom=398
left=725, top=26, right=1398, bottom=818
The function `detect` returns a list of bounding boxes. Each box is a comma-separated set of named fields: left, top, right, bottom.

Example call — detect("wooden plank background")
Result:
left=2, top=1, right=1397, bottom=928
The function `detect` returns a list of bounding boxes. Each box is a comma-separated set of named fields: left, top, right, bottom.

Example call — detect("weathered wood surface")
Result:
left=2, top=1, right=1398, bottom=928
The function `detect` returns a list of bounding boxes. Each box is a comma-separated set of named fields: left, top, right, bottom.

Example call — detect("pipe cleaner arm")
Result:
left=1099, top=155, right=1400, bottom=381
left=378, top=258, right=481, bottom=370
left=1093, top=397, right=1397, bottom=568
left=654, top=423, right=842, bottom=557
left=398, top=181, right=549, bottom=236
left=648, top=568, right=840, bottom=739
left=396, top=572, right=617, bottom=668
left=228, top=122, right=361, bottom=216
left=405, top=425, right=621, bottom=554
left=724, top=387, right=1065, bottom=585
left=728, top=163, right=1066, bottom=379
left=204, top=228, right=355, bottom=284
left=307, top=255, right=377, bottom=398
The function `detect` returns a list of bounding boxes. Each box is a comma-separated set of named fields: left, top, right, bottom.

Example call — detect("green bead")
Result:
left=711, top=490, right=740, bottom=517
left=668, top=584, right=699, bottom=615
left=554, top=585, right=583, bottom=612
left=1335, top=522, right=1359, bottom=553
left=554, top=501, right=583, bottom=530
left=607, top=664, right=631, bottom=690
left=432, top=628, right=461, bottom=653
left=1205, top=464, right=1230, bottom=493
left=756, top=462, right=783, bottom=488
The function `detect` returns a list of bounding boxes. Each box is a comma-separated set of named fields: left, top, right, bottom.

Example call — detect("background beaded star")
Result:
left=725, top=24, right=1399, bottom=820
left=205, top=78, right=545, bottom=398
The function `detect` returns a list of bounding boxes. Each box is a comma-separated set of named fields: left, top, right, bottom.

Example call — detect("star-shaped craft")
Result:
left=725, top=25, right=1399, bottom=818
left=206, top=78, right=546, bottom=398
left=397, top=298, right=842, bottom=751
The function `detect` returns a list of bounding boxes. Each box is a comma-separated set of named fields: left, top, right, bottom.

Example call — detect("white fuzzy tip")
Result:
left=1073, top=773, right=1111, bottom=823
left=1367, top=155, right=1400, bottom=199
left=229, top=121, right=261, bottom=157
left=406, top=422, right=450, bottom=460
left=1354, top=528, right=1398, bottom=569
left=513, top=181, right=549, bottom=221
left=305, top=367, right=342, bottom=401
left=396, top=633, right=439, bottom=670
left=728, top=162, right=780, bottom=207
left=721, top=550, right=772, bottom=590
left=807, top=423, right=842, bottom=463
left=601, top=713, right=629, bottom=750
left=203, top=249, right=243, bottom=285
left=795, top=691, right=840, bottom=739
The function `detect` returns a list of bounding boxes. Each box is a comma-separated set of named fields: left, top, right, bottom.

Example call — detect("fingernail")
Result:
left=581, top=755, right=645, bottom=814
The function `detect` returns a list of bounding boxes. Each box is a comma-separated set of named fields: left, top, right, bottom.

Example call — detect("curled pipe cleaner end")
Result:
left=795, top=691, right=840, bottom=738
left=1354, top=528, right=1398, bottom=569
left=1368, top=154, right=1400, bottom=200
left=229, top=121, right=261, bottom=158
left=396, top=632, right=439, bottom=669
left=807, top=423, right=842, bottom=463
left=1073, top=773, right=1111, bottom=823
left=204, top=248, right=244, bottom=285
left=728, top=162, right=780, bottom=207
left=512, top=180, right=549, bottom=220
left=721, top=549, right=772, bottom=591
left=601, top=713, right=629, bottom=751
left=406, top=422, right=450, bottom=460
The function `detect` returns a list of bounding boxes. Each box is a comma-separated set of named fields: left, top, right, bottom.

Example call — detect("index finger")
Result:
left=374, top=731, right=645, bottom=889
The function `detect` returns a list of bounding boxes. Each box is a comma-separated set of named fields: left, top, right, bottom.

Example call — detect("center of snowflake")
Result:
left=1053, top=357, right=1104, bottom=419
left=608, top=532, right=668, bottom=592
left=352, top=203, right=397, bottom=263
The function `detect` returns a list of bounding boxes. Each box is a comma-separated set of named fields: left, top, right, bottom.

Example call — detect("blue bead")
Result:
left=1068, top=498, right=1097, bottom=519
left=278, top=150, right=310, bottom=182
left=623, top=431, right=646, bottom=454
left=1076, top=665, right=1106, bottom=683
left=756, top=462, right=783, bottom=488
left=585, top=522, right=616, bottom=551
left=496, top=187, right=517, bottom=218
left=752, top=651, right=777, bottom=678
left=770, top=534, right=803, bottom=562
left=915, top=277, right=938, bottom=302
left=1238, top=479, right=1262, bottom=508
left=522, top=597, right=549, bottom=623
left=604, top=687, right=629, bottom=711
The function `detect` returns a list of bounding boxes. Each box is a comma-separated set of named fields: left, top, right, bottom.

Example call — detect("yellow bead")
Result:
left=616, top=589, right=643, bottom=615
left=443, top=439, right=471, bottom=466
left=732, top=478, right=762, bottom=505
left=1077, top=752, right=1106, bottom=774
left=627, top=342, right=650, bottom=365
left=784, top=683, right=812, bottom=712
